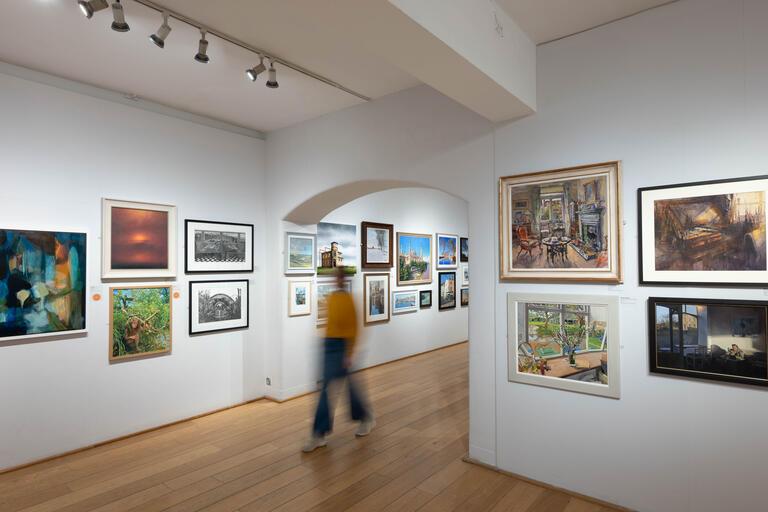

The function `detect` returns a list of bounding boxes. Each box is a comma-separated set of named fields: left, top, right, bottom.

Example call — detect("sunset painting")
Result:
left=111, top=207, right=169, bottom=269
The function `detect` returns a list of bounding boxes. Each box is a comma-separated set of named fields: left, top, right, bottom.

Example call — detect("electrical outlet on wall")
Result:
left=266, top=377, right=271, bottom=386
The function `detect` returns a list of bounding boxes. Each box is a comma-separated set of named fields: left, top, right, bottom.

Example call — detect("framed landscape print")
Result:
left=420, top=290, right=432, bottom=309
left=649, top=297, right=768, bottom=387
left=102, top=199, right=176, bottom=279
left=189, top=280, right=249, bottom=335
left=363, top=273, right=390, bottom=324
left=507, top=293, right=620, bottom=399
left=638, top=175, right=768, bottom=286
left=361, top=222, right=393, bottom=268
left=461, top=288, right=469, bottom=307
left=393, top=290, right=418, bottom=314
left=438, top=272, right=456, bottom=310
left=316, top=280, right=352, bottom=326
left=436, top=233, right=459, bottom=269
left=460, top=237, right=469, bottom=262
left=317, top=222, right=357, bottom=275
left=110, top=285, right=171, bottom=362
left=460, top=263, right=469, bottom=286
left=288, top=280, right=312, bottom=317
left=284, top=232, right=315, bottom=275
left=397, top=232, right=432, bottom=285
left=185, top=220, right=253, bottom=274
left=1, top=229, right=87, bottom=340
left=499, top=162, right=622, bottom=283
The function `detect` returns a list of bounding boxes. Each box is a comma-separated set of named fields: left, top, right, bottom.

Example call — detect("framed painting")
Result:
left=393, top=290, right=418, bottom=314
left=507, top=292, right=620, bottom=399
left=438, top=272, right=456, bottom=310
left=420, top=290, right=432, bottom=309
left=649, top=297, right=768, bottom=387
left=185, top=220, right=253, bottom=274
left=460, top=263, right=469, bottom=286
left=110, top=285, right=171, bottom=362
left=317, top=222, right=357, bottom=275
left=460, top=237, right=469, bottom=262
left=363, top=273, right=390, bottom=324
left=102, top=199, right=176, bottom=279
left=638, top=175, right=768, bottom=286
left=0, top=229, right=87, bottom=341
left=189, top=280, right=249, bottom=335
left=499, top=162, right=622, bottom=283
left=361, top=222, right=393, bottom=269
left=397, top=232, right=432, bottom=285
left=284, top=232, right=315, bottom=275
left=316, top=280, right=352, bottom=326
left=460, top=288, right=469, bottom=307
left=288, top=280, right=312, bottom=317
left=436, top=233, right=459, bottom=269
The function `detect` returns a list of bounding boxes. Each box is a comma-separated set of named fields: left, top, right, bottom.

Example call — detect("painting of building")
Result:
left=397, top=232, right=432, bottom=285
left=317, top=222, right=357, bottom=275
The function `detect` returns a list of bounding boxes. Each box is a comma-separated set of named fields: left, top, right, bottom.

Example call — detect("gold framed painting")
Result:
left=499, top=161, right=623, bottom=283
left=110, top=285, right=172, bottom=362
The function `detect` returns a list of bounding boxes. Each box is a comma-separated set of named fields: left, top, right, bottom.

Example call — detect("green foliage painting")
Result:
left=110, top=286, right=171, bottom=361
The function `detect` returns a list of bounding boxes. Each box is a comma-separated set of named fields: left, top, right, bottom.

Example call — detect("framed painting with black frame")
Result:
left=189, top=280, right=249, bottom=335
left=185, top=220, right=254, bottom=274
left=361, top=222, right=393, bottom=269
left=438, top=271, right=456, bottom=310
left=420, top=290, right=432, bottom=309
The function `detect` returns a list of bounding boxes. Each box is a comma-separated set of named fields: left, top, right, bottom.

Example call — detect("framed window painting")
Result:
left=397, top=232, right=432, bottom=286
left=285, top=232, right=316, bottom=275
left=288, top=280, right=312, bottom=317
left=436, top=233, right=459, bottom=269
left=438, top=272, right=456, bottom=310
left=185, top=220, right=253, bottom=274
left=363, top=273, right=390, bottom=324
left=361, top=222, right=393, bottom=269
left=392, top=290, right=418, bottom=314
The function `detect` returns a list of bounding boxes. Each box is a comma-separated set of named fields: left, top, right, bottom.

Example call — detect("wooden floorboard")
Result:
left=1, top=343, right=623, bottom=512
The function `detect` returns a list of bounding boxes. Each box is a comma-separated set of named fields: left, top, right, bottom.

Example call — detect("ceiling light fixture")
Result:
left=194, top=29, right=210, bottom=63
left=149, top=12, right=171, bottom=48
left=110, top=1, right=130, bottom=32
left=265, top=60, right=278, bottom=89
left=245, top=55, right=266, bottom=82
left=78, top=0, right=108, bottom=19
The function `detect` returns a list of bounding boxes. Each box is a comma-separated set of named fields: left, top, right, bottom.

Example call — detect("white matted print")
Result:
left=436, top=233, right=459, bottom=269
left=392, top=290, right=418, bottom=314
left=285, top=233, right=316, bottom=274
left=461, top=263, right=469, bottom=286
left=364, top=273, right=390, bottom=324
left=185, top=220, right=253, bottom=273
left=288, top=280, right=312, bottom=317
left=189, top=280, right=249, bottom=335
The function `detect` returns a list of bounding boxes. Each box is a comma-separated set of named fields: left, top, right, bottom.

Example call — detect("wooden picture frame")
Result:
left=189, top=280, right=249, bottom=335
left=397, top=232, right=432, bottom=286
left=185, top=220, right=254, bottom=274
left=284, top=232, right=316, bottom=275
left=363, top=273, right=390, bottom=324
left=109, top=285, right=172, bottom=362
left=361, top=221, right=394, bottom=269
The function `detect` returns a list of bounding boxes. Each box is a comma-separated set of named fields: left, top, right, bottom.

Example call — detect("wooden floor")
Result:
left=0, top=343, right=620, bottom=512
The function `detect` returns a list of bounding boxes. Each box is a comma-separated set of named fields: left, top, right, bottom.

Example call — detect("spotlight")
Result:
left=110, top=1, right=129, bottom=32
left=194, top=29, right=210, bottom=63
left=245, top=55, right=266, bottom=81
left=78, top=0, right=108, bottom=19
left=149, top=12, right=171, bottom=48
left=266, top=60, right=279, bottom=89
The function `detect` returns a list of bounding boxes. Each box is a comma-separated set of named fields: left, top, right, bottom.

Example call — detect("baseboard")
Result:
left=468, top=444, right=496, bottom=466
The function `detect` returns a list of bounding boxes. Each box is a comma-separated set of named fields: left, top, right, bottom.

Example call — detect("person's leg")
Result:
left=347, top=372, right=375, bottom=437
left=311, top=379, right=331, bottom=436
left=310, top=339, right=346, bottom=436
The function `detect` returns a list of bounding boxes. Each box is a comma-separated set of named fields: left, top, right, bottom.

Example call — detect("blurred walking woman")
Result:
left=303, top=267, right=374, bottom=453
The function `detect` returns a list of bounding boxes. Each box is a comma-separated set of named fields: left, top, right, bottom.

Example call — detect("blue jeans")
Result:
left=312, top=338, right=370, bottom=436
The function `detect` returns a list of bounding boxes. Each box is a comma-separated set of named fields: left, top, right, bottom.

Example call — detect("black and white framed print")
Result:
left=189, top=280, right=249, bottom=335
left=185, top=220, right=254, bottom=273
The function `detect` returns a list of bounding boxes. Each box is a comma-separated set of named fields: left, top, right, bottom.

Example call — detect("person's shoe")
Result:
left=355, top=418, right=375, bottom=437
left=302, top=434, right=327, bottom=453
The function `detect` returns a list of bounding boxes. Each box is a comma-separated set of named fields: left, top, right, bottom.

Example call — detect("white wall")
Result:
left=0, top=72, right=267, bottom=471
left=493, top=1, right=768, bottom=511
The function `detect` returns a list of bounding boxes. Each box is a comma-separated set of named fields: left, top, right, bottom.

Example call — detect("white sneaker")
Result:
left=302, top=434, right=327, bottom=453
left=355, top=418, right=375, bottom=437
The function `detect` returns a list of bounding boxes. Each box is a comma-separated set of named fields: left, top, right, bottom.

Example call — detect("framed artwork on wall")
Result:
left=102, top=199, right=177, bottom=279
left=438, top=272, right=456, bottom=310
left=638, top=175, right=768, bottom=286
left=397, top=232, right=432, bottom=285
left=361, top=222, right=393, bottom=268
left=460, top=237, right=469, bottom=262
left=316, top=280, right=352, bottom=326
left=363, top=273, right=390, bottom=324
left=392, top=290, right=418, bottom=314
left=499, top=162, right=622, bottom=283
left=110, top=285, right=172, bottom=362
left=317, top=222, right=357, bottom=275
left=420, top=290, right=432, bottom=309
left=288, top=280, right=312, bottom=317
left=189, top=280, right=249, bottom=335
left=284, top=232, right=316, bottom=275
left=436, top=233, right=459, bottom=269
left=507, top=292, right=620, bottom=399
left=1, top=229, right=87, bottom=341
left=460, top=263, right=470, bottom=286
left=185, top=220, right=253, bottom=274
left=460, top=288, right=469, bottom=307
left=649, top=297, right=768, bottom=387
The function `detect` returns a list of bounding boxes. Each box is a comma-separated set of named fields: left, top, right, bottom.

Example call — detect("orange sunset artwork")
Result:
left=111, top=207, right=169, bottom=269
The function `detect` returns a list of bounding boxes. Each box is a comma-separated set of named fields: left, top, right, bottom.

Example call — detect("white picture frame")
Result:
left=436, top=233, right=459, bottom=269
left=461, top=263, right=469, bottom=286
left=364, top=273, right=390, bottom=324
left=392, top=289, right=419, bottom=314
left=288, top=280, right=312, bottom=317
left=285, top=232, right=316, bottom=275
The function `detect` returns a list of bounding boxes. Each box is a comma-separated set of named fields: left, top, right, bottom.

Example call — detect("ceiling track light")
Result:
left=266, top=60, right=279, bottom=89
left=194, top=29, right=210, bottom=63
left=110, top=1, right=130, bottom=32
left=245, top=55, right=266, bottom=81
left=150, top=12, right=171, bottom=48
left=78, top=0, right=108, bottom=19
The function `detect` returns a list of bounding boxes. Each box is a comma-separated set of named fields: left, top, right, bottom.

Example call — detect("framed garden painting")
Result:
left=649, top=297, right=768, bottom=387
left=420, top=290, right=432, bottom=309
left=499, top=162, right=622, bottom=283
left=284, top=233, right=315, bottom=275
left=363, top=273, right=389, bottom=324
left=102, top=199, right=176, bottom=279
left=189, top=280, right=249, bottom=335
left=436, top=233, right=458, bottom=269
left=638, top=175, right=768, bottom=286
left=438, top=272, right=456, bottom=310
left=1, top=228, right=87, bottom=340
left=397, top=232, right=432, bottom=285
left=507, top=292, right=620, bottom=399
left=317, top=222, right=357, bottom=275
left=288, top=280, right=312, bottom=317
left=185, top=220, right=253, bottom=274
left=110, top=285, right=172, bottom=362
left=361, top=222, right=393, bottom=269
left=393, top=290, right=418, bottom=314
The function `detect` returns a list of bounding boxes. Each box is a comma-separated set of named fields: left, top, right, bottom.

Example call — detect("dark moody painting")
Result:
left=111, top=207, right=168, bottom=269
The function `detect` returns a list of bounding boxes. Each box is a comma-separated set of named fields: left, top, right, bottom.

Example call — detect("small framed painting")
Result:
left=288, top=280, right=312, bottom=317
left=189, top=280, right=249, bottom=335
left=638, top=175, right=768, bottom=286
left=436, top=233, right=459, bottom=269
left=393, top=290, right=418, bottom=314
left=364, top=273, right=390, bottom=324
left=438, top=272, right=456, bottom=310
left=361, top=222, right=393, bottom=268
left=102, top=199, right=177, bottom=279
left=420, top=290, right=432, bottom=309
left=110, top=285, right=172, bottom=362
left=460, top=288, right=469, bottom=307
left=316, top=280, right=352, bottom=326
left=507, top=292, right=620, bottom=399
left=649, top=297, right=768, bottom=387
left=397, top=232, right=432, bottom=285
left=285, top=233, right=316, bottom=274
left=460, top=263, right=469, bottom=286
left=185, top=220, right=253, bottom=274
left=460, top=237, right=469, bottom=262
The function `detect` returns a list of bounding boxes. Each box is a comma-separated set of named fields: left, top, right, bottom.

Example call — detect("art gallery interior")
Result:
left=2, top=1, right=768, bottom=511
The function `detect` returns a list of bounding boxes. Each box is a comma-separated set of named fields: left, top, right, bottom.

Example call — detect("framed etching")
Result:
left=288, top=280, right=312, bottom=317
left=649, top=297, right=768, bottom=387
left=499, top=162, right=622, bottom=283
left=638, top=175, right=768, bottom=286
left=185, top=220, right=253, bottom=274
left=397, top=232, right=432, bottom=285
left=436, top=233, right=459, bottom=269
left=110, top=285, right=172, bottom=362
left=361, top=222, right=393, bottom=268
left=392, top=290, right=418, bottom=314
left=1, top=228, right=87, bottom=341
left=507, top=292, right=620, bottom=399
left=285, top=232, right=315, bottom=275
left=102, top=199, right=177, bottom=279
left=189, top=280, right=249, bottom=335
left=438, top=272, right=456, bottom=310
left=420, top=290, right=432, bottom=309
left=317, top=222, right=357, bottom=275
left=316, top=280, right=352, bottom=326
left=363, top=273, right=390, bottom=324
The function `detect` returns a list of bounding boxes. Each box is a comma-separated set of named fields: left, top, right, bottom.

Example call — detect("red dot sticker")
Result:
left=92, top=293, right=102, bottom=302
left=173, top=291, right=181, bottom=299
